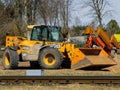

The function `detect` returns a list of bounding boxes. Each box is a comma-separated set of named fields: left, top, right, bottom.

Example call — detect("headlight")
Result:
left=22, top=46, right=30, bottom=50
left=49, top=44, right=60, bottom=48
left=22, top=53, right=27, bottom=56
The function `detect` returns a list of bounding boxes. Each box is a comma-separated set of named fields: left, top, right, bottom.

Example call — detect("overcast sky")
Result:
left=70, top=0, right=120, bottom=26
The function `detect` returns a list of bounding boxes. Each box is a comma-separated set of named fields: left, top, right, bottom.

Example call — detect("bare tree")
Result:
left=82, top=0, right=111, bottom=26
left=0, top=0, right=73, bottom=44
left=37, top=0, right=72, bottom=27
left=0, top=0, right=37, bottom=44
left=60, top=0, right=72, bottom=28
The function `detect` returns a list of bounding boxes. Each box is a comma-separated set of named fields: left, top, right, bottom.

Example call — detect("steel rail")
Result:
left=0, top=76, right=120, bottom=84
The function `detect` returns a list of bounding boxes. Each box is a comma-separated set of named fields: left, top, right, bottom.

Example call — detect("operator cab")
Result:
left=30, top=25, right=64, bottom=42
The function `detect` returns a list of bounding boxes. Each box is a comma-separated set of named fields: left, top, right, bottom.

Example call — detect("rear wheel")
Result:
left=39, top=47, right=62, bottom=69
left=3, top=48, right=19, bottom=69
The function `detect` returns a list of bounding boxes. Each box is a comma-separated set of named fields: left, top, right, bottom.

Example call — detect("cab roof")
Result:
left=27, top=25, right=39, bottom=30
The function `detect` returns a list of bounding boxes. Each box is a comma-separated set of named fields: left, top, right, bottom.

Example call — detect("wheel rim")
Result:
left=44, top=54, right=56, bottom=66
left=5, top=53, right=10, bottom=66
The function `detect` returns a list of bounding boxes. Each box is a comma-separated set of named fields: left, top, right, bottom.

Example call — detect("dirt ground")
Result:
left=0, top=84, right=119, bottom=90
left=0, top=54, right=120, bottom=90
left=0, top=54, right=120, bottom=76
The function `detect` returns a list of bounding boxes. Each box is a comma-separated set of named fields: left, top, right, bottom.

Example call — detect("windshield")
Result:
left=31, top=26, right=64, bottom=42
left=49, top=27, right=61, bottom=41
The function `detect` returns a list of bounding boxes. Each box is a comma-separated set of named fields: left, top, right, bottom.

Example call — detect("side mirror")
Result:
left=64, top=38, right=71, bottom=43
left=64, top=38, right=67, bottom=41
left=6, top=32, right=10, bottom=36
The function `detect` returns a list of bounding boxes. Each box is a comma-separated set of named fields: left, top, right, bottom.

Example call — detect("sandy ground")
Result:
left=0, top=84, right=119, bottom=90
left=0, top=53, right=120, bottom=89
left=0, top=55, right=120, bottom=76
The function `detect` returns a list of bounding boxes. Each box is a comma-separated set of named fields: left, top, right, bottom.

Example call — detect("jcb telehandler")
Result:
left=2, top=25, right=116, bottom=69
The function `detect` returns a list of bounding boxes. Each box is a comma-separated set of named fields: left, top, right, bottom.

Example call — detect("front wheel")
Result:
left=2, top=48, right=19, bottom=69
left=39, top=47, right=62, bottom=69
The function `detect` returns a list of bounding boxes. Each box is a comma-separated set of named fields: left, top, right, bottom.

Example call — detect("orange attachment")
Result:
left=97, top=26, right=111, bottom=48
left=84, top=35, right=93, bottom=48
left=93, top=37, right=105, bottom=48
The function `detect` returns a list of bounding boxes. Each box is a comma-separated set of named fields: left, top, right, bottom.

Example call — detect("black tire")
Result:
left=39, top=47, right=62, bottom=69
left=3, top=48, right=19, bottom=69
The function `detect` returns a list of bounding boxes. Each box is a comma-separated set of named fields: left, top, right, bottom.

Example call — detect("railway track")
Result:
left=0, top=76, right=120, bottom=85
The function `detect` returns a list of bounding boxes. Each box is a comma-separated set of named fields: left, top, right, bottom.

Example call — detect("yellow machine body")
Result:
left=3, top=25, right=116, bottom=69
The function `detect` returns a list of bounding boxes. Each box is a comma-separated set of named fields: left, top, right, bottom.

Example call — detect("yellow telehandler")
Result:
left=2, top=25, right=116, bottom=69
